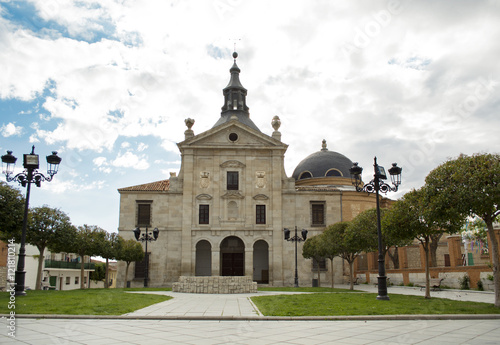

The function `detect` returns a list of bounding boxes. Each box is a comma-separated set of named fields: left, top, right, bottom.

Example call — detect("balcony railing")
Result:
left=44, top=259, right=95, bottom=270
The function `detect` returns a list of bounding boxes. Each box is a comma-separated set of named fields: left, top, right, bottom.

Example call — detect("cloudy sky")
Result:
left=1, top=0, right=499, bottom=232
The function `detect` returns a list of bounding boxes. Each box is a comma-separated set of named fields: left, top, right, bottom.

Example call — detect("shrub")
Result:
left=487, top=274, right=494, bottom=281
left=477, top=280, right=484, bottom=291
left=459, top=274, right=470, bottom=290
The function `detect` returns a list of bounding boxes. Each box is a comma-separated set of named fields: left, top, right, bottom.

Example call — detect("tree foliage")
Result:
left=27, top=206, right=73, bottom=290
left=90, top=262, right=106, bottom=283
left=384, top=187, right=462, bottom=298
left=117, top=238, right=144, bottom=288
left=70, top=225, right=107, bottom=289
left=0, top=181, right=25, bottom=242
left=425, top=153, right=500, bottom=306
left=100, top=232, right=121, bottom=288
left=302, top=234, right=326, bottom=286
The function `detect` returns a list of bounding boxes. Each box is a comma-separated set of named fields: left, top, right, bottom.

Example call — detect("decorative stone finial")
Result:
left=271, top=115, right=281, bottom=131
left=185, top=118, right=195, bottom=130
left=184, top=118, right=195, bottom=139
left=321, top=139, right=328, bottom=151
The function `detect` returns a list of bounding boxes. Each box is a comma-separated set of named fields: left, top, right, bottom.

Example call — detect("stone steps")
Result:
left=172, top=276, right=258, bottom=294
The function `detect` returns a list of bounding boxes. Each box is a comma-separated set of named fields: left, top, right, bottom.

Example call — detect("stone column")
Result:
left=447, top=235, right=462, bottom=268
left=245, top=247, right=253, bottom=277
left=212, top=249, right=220, bottom=276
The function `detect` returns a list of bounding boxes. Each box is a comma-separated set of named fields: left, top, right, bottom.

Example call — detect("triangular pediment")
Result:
left=177, top=119, right=287, bottom=151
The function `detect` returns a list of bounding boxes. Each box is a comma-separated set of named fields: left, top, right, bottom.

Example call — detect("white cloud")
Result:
left=111, top=151, right=149, bottom=170
left=137, top=142, right=148, bottom=152
left=1, top=0, right=500, bottom=231
left=1, top=122, right=23, bottom=137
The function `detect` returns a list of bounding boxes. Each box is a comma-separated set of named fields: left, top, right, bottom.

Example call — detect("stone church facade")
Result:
left=116, top=53, right=380, bottom=288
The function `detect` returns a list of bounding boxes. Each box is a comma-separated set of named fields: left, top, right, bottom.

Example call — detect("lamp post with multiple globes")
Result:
left=349, top=157, right=402, bottom=300
left=1, top=146, right=62, bottom=296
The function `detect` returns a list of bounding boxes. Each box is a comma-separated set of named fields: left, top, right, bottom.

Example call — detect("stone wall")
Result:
left=172, top=276, right=257, bottom=294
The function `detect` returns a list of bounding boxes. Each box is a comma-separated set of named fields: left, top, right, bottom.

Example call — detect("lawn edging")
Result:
left=5, top=314, right=500, bottom=321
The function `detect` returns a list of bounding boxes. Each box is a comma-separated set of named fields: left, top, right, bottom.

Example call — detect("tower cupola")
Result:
left=212, top=52, right=260, bottom=131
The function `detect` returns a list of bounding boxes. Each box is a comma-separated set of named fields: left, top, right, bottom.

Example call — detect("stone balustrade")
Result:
left=172, top=276, right=257, bottom=294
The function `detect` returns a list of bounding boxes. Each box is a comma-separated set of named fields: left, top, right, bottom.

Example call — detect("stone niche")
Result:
left=172, top=276, right=257, bottom=294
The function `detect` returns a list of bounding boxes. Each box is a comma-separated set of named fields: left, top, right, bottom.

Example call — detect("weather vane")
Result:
left=230, top=38, right=241, bottom=53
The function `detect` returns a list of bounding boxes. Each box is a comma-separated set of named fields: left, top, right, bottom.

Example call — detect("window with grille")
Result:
left=137, top=202, right=151, bottom=227
left=312, top=258, right=327, bottom=271
left=199, top=204, right=209, bottom=224
left=227, top=171, right=239, bottom=190
left=311, top=202, right=325, bottom=226
left=256, top=205, right=266, bottom=224
left=134, top=253, right=149, bottom=279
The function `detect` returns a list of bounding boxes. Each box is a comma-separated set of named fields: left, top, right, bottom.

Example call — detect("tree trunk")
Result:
left=105, top=258, right=109, bottom=288
left=317, top=259, right=321, bottom=287
left=124, top=262, right=130, bottom=288
left=423, top=238, right=431, bottom=299
left=485, top=217, right=500, bottom=307
left=349, top=260, right=354, bottom=290
left=330, top=258, right=334, bottom=289
left=387, top=247, right=399, bottom=269
left=35, top=246, right=45, bottom=290
left=80, top=255, right=85, bottom=289
left=430, top=233, right=443, bottom=267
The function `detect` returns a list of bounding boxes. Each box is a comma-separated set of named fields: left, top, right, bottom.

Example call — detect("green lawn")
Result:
left=0, top=288, right=172, bottom=315
left=258, top=287, right=357, bottom=293
left=251, top=292, right=500, bottom=316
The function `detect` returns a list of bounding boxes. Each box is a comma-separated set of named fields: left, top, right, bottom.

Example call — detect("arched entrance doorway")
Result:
left=195, top=240, right=212, bottom=276
left=253, top=240, right=269, bottom=283
left=220, top=236, right=244, bottom=276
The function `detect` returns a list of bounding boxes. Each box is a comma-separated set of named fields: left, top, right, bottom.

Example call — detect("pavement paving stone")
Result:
left=1, top=285, right=499, bottom=344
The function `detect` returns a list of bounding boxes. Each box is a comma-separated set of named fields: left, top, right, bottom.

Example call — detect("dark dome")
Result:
left=292, top=140, right=353, bottom=180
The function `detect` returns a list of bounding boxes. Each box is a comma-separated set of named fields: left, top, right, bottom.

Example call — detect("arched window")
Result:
left=298, top=171, right=312, bottom=179
left=325, top=169, right=342, bottom=177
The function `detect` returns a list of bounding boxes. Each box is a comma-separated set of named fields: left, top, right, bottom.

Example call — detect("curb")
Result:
left=5, top=314, right=500, bottom=321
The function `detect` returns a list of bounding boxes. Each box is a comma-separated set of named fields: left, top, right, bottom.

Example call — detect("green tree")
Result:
left=0, top=181, right=25, bottom=242
left=425, top=153, right=500, bottom=306
left=100, top=232, right=121, bottom=288
left=27, top=206, right=73, bottom=290
left=384, top=188, right=461, bottom=298
left=90, top=262, right=106, bottom=283
left=70, top=225, right=107, bottom=289
left=323, top=221, right=376, bottom=290
left=117, top=238, right=144, bottom=288
left=322, top=225, right=343, bottom=288
left=302, top=234, right=326, bottom=287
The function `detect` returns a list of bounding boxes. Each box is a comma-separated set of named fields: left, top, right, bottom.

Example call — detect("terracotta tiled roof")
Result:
left=118, top=179, right=170, bottom=192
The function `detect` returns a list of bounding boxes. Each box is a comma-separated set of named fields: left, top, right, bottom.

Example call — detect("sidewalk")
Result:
left=118, top=284, right=497, bottom=319
left=2, top=286, right=499, bottom=344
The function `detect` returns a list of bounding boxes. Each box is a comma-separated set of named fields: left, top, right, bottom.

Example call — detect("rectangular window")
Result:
left=311, top=203, right=325, bottom=226
left=199, top=204, right=209, bottom=224
left=75, top=276, right=79, bottom=285
left=65, top=277, right=70, bottom=285
left=312, top=258, right=327, bottom=271
left=227, top=171, right=239, bottom=190
left=256, top=205, right=266, bottom=224
left=137, top=203, right=151, bottom=226
left=134, top=253, right=149, bottom=279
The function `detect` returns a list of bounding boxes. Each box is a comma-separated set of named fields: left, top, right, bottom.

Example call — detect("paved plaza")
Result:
left=1, top=285, right=499, bottom=344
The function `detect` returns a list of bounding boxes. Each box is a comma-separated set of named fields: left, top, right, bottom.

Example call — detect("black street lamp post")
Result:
left=133, top=227, right=159, bottom=287
left=284, top=226, right=308, bottom=287
left=1, top=146, right=62, bottom=296
left=349, top=157, right=402, bottom=300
